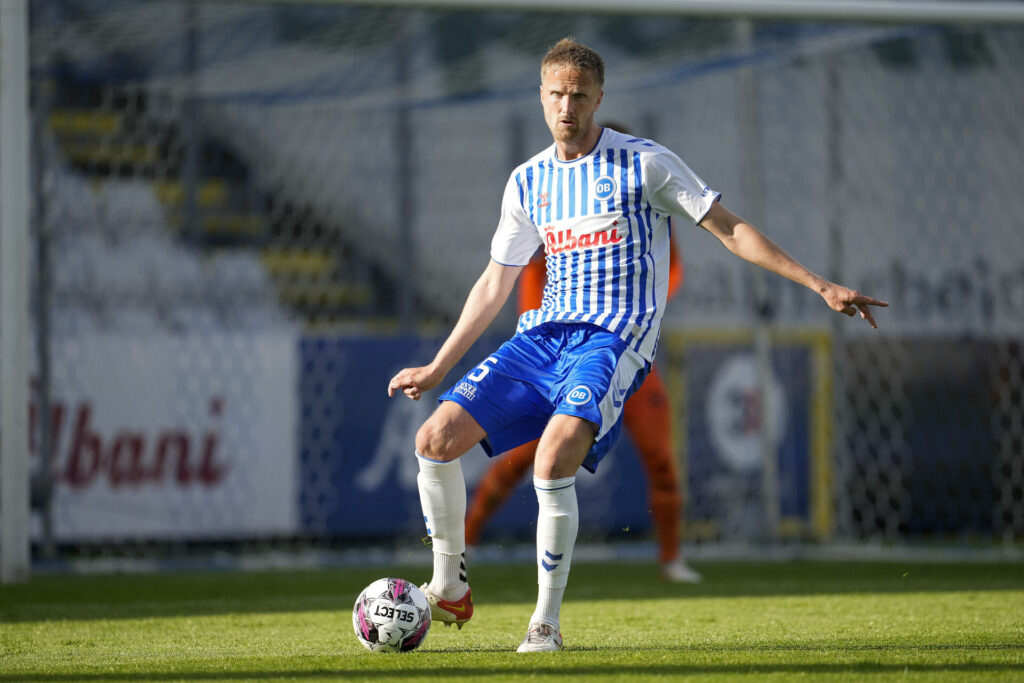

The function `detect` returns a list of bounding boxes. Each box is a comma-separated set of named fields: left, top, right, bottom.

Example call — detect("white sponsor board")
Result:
left=32, top=332, right=298, bottom=541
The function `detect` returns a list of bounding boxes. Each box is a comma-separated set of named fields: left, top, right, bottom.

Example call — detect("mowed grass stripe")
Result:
left=1, top=561, right=1022, bottom=681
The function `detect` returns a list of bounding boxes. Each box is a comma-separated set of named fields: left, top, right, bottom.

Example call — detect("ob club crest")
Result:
left=593, top=175, right=617, bottom=201
left=565, top=385, right=593, bottom=406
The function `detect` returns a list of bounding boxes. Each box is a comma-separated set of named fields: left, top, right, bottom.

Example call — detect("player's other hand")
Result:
left=387, top=365, right=443, bottom=401
left=821, top=282, right=889, bottom=329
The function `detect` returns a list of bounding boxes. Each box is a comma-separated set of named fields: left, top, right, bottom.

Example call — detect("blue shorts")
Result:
left=439, top=322, right=649, bottom=473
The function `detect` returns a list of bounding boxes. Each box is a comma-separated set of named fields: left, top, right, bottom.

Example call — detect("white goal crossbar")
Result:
left=286, top=0, right=1024, bottom=25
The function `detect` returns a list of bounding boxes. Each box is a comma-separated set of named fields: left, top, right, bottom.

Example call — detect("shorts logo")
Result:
left=594, top=175, right=617, bottom=201
left=565, top=385, right=592, bottom=406
left=454, top=382, right=477, bottom=401
left=611, top=383, right=628, bottom=408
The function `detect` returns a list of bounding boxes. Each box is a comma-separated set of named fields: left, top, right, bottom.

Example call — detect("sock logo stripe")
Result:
left=541, top=549, right=563, bottom=572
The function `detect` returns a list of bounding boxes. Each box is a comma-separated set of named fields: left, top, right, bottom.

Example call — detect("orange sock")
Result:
left=623, top=369, right=682, bottom=564
left=649, top=484, right=682, bottom=564
left=464, top=440, right=537, bottom=545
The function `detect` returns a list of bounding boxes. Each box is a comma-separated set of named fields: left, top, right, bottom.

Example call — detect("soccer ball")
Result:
left=352, top=577, right=431, bottom=653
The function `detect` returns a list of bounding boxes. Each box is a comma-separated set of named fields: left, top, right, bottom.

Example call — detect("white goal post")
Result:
left=1, top=0, right=31, bottom=584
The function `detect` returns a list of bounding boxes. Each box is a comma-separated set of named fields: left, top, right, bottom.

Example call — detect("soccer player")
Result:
left=388, top=38, right=887, bottom=653
left=464, top=223, right=701, bottom=584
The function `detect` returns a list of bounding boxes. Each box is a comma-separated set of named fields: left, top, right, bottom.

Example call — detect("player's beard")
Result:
left=553, top=123, right=578, bottom=143
left=551, top=116, right=587, bottom=146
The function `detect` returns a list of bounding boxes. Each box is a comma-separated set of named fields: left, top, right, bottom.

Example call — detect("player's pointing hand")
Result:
left=821, top=282, right=889, bottom=329
left=388, top=365, right=443, bottom=401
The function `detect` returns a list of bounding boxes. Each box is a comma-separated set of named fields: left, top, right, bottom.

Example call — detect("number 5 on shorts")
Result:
left=467, top=357, right=498, bottom=382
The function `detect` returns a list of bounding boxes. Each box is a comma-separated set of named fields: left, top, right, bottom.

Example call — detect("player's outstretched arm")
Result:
left=699, top=202, right=889, bottom=328
left=387, top=259, right=522, bottom=400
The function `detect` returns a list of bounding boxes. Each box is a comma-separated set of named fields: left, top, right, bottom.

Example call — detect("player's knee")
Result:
left=647, top=457, right=677, bottom=483
left=533, top=446, right=584, bottom=480
left=533, top=416, right=595, bottom=479
left=533, top=454, right=560, bottom=480
left=415, top=419, right=459, bottom=462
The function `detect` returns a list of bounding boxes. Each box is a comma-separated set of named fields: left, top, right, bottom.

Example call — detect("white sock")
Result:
left=416, top=452, right=468, bottom=599
left=533, top=586, right=565, bottom=629
left=531, top=476, right=578, bottom=628
left=431, top=552, right=467, bottom=601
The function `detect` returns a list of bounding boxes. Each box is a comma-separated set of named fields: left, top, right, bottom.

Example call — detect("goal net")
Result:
left=15, top=0, right=1024, bottom=565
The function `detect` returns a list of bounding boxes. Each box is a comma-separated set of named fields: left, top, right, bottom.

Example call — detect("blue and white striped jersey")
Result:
left=491, top=127, right=720, bottom=362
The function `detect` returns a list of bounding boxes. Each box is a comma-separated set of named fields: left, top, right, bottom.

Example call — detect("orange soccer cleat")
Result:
left=419, top=583, right=474, bottom=630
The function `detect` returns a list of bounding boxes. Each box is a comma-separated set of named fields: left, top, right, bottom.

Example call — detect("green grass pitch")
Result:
left=2, top=559, right=1022, bottom=681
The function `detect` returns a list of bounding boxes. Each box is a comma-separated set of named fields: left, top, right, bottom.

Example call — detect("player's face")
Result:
left=540, top=66, right=603, bottom=156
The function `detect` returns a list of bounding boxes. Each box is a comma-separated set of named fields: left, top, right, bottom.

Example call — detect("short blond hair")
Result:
left=540, top=37, right=605, bottom=86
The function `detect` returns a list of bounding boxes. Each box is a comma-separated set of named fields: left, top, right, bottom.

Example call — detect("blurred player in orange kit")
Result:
left=465, top=121, right=701, bottom=583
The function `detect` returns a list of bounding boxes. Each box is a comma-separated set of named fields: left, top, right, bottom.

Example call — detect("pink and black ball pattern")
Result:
left=352, top=577, right=431, bottom=652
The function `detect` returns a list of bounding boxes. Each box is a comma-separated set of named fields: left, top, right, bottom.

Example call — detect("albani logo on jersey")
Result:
left=544, top=224, right=624, bottom=255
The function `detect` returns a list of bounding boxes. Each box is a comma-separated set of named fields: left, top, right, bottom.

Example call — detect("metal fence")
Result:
left=6, top=1, right=1023, bottom=566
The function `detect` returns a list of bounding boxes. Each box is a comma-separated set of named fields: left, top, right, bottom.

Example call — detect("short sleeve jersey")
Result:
left=491, top=127, right=720, bottom=362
